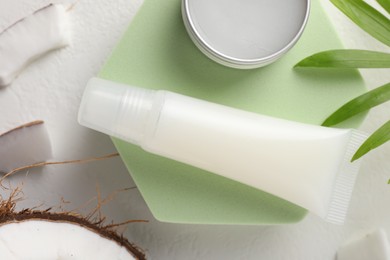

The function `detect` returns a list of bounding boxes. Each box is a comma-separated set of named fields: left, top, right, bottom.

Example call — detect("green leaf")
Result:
left=331, top=0, right=390, bottom=47
left=322, top=82, right=390, bottom=126
left=352, top=120, right=390, bottom=161
left=377, top=0, right=390, bottom=14
left=295, top=50, right=390, bottom=68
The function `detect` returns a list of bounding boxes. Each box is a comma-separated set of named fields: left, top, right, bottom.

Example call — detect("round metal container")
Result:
left=182, top=0, right=310, bottom=69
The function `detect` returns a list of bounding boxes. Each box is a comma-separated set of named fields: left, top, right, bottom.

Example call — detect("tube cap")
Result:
left=78, top=78, right=156, bottom=145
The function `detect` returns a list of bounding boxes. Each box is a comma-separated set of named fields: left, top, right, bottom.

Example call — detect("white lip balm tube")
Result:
left=78, top=78, right=366, bottom=224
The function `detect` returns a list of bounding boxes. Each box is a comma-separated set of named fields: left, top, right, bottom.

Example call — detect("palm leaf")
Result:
left=322, top=82, right=390, bottom=126
left=331, top=0, right=390, bottom=47
left=352, top=120, right=390, bottom=161
left=377, top=0, right=390, bottom=14
left=295, top=50, right=390, bottom=68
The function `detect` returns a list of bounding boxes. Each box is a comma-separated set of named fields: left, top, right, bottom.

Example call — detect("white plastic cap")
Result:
left=78, top=77, right=156, bottom=145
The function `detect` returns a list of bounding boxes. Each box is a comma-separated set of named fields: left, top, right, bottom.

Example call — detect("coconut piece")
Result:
left=0, top=120, right=52, bottom=173
left=337, top=229, right=390, bottom=260
left=0, top=193, right=146, bottom=259
left=0, top=4, right=71, bottom=87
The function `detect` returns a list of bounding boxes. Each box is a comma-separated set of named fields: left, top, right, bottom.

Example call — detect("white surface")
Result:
left=0, top=220, right=136, bottom=259
left=337, top=229, right=390, bottom=260
left=0, top=0, right=389, bottom=259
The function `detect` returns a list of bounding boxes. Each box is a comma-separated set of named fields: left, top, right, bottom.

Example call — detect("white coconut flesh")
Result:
left=0, top=219, right=139, bottom=260
left=0, top=121, right=52, bottom=173
left=0, top=4, right=71, bottom=87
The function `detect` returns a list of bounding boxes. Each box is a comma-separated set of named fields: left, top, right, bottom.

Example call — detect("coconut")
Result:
left=0, top=120, right=52, bottom=174
left=0, top=4, right=71, bottom=87
left=0, top=121, right=144, bottom=259
left=0, top=191, right=146, bottom=260
left=0, top=119, right=120, bottom=180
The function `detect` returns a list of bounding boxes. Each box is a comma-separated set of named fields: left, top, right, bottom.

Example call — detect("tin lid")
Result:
left=182, top=0, right=310, bottom=69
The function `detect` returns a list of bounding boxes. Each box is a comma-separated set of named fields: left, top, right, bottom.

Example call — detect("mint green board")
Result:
left=99, top=0, right=366, bottom=224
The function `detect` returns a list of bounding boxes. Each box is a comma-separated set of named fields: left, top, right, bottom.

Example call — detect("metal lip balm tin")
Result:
left=182, top=0, right=310, bottom=69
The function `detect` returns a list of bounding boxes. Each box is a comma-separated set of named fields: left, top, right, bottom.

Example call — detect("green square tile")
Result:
left=99, top=0, right=366, bottom=224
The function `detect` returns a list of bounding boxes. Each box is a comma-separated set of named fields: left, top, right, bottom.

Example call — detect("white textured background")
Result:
left=0, top=0, right=389, bottom=259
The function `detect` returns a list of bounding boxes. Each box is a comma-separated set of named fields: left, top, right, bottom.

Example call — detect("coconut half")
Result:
left=0, top=198, right=146, bottom=260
